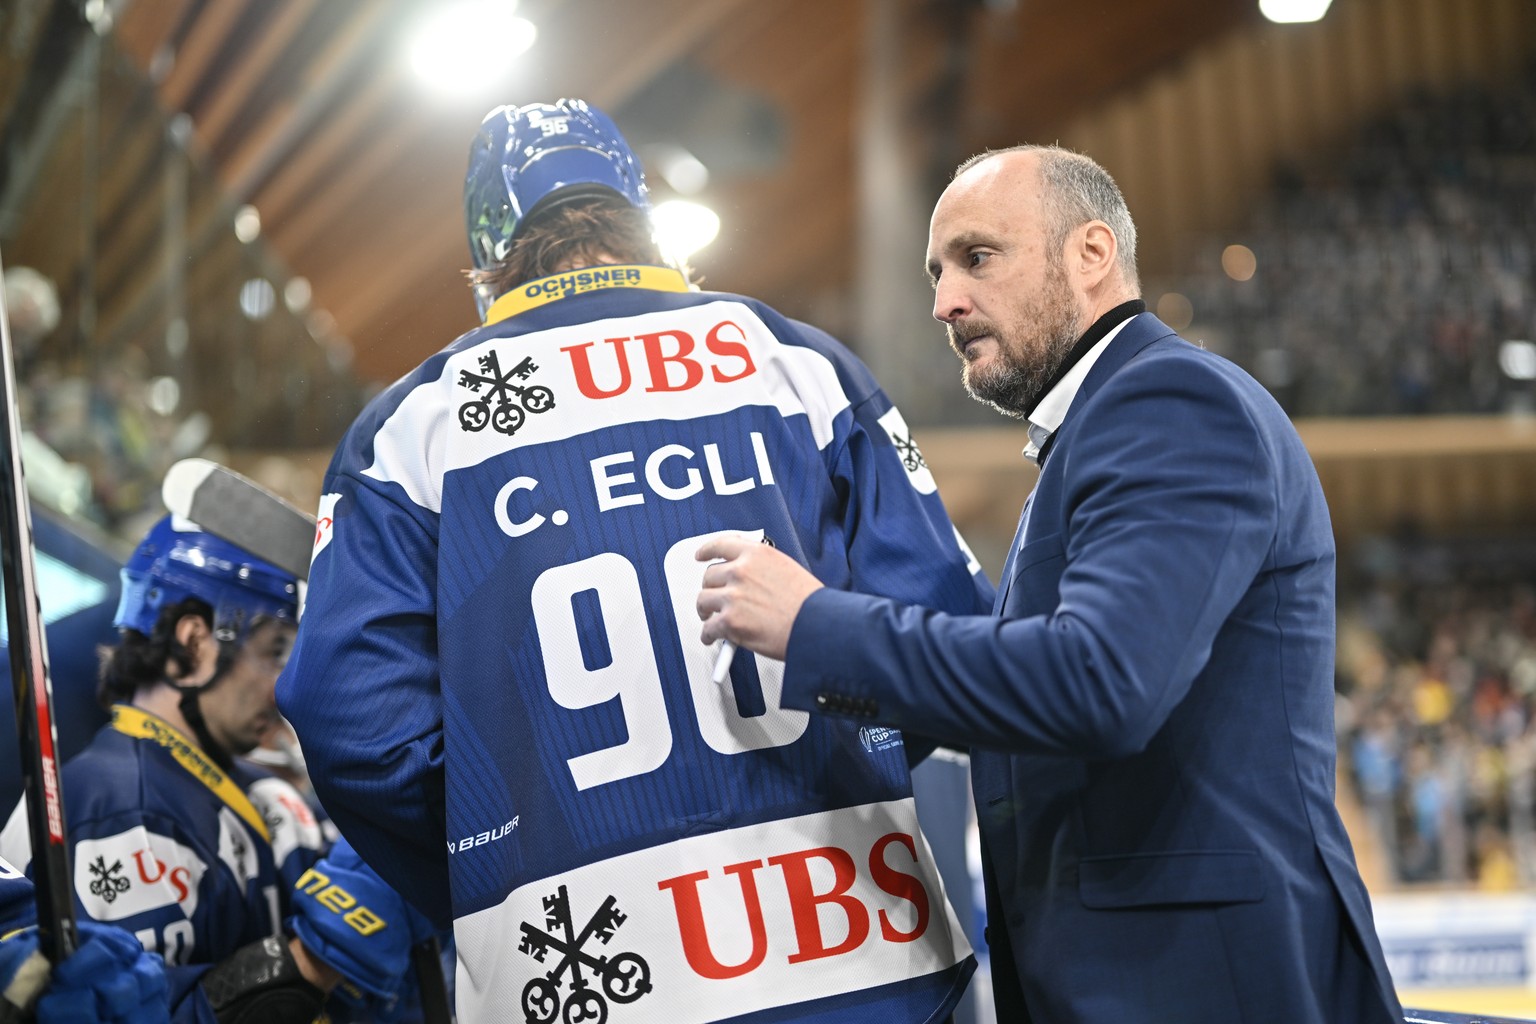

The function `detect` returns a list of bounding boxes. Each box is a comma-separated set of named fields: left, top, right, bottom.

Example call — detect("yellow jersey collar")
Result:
left=111, top=704, right=271, bottom=843
left=483, top=264, right=691, bottom=326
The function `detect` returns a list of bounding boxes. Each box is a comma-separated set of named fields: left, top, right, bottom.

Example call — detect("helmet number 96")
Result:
left=537, top=119, right=570, bottom=137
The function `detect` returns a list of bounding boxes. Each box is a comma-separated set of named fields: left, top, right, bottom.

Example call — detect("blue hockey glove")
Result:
left=0, top=921, right=168, bottom=1023
left=288, top=838, right=437, bottom=1000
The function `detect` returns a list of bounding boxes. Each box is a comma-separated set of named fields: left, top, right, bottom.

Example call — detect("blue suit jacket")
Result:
left=784, top=314, right=1403, bottom=1022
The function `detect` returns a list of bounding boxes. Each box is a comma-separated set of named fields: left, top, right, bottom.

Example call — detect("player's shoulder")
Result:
left=65, top=725, right=223, bottom=829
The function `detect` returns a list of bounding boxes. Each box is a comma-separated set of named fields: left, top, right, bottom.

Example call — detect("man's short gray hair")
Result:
left=956, top=145, right=1139, bottom=288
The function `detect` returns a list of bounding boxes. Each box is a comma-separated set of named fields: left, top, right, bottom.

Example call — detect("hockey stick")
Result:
left=0, top=249, right=77, bottom=966
left=161, top=459, right=315, bottom=580
left=161, top=459, right=453, bottom=1023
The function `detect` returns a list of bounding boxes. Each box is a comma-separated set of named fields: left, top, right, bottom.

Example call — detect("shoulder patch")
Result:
left=217, top=807, right=261, bottom=889
left=313, top=492, right=341, bottom=561
left=246, top=777, right=324, bottom=870
left=75, top=826, right=206, bottom=921
left=876, top=406, right=937, bottom=494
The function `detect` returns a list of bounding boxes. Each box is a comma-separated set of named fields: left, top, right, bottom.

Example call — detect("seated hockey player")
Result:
left=0, top=516, right=434, bottom=1022
left=279, top=97, right=992, bottom=1022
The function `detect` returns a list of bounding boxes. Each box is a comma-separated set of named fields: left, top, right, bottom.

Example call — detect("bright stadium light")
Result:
left=407, top=1, right=537, bottom=96
left=1259, top=0, right=1333, bottom=23
left=233, top=204, right=261, bottom=243
left=653, top=200, right=720, bottom=263
left=1500, top=340, right=1536, bottom=381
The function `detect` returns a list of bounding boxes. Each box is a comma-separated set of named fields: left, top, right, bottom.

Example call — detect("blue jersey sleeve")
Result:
left=278, top=448, right=451, bottom=927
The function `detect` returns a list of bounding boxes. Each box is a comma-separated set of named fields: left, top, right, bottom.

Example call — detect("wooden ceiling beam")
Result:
left=194, top=0, right=324, bottom=150
left=220, top=0, right=405, bottom=203
left=157, top=0, right=248, bottom=116
left=245, top=67, right=395, bottom=229
left=110, top=0, right=197, bottom=69
left=531, top=0, right=759, bottom=110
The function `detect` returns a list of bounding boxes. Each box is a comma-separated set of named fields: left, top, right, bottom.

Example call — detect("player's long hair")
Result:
left=467, top=195, right=691, bottom=299
left=97, top=597, right=212, bottom=709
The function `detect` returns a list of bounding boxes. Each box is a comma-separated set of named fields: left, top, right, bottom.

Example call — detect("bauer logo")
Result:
left=859, top=725, right=903, bottom=753
left=517, top=885, right=653, bottom=1021
left=456, top=349, right=556, bottom=437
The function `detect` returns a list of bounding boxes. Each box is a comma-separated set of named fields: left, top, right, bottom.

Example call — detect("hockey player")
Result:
left=0, top=516, right=433, bottom=1022
left=0, top=853, right=168, bottom=1022
left=278, top=97, right=993, bottom=1023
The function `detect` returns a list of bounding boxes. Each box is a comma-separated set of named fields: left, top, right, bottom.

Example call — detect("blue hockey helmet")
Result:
left=114, top=515, right=299, bottom=643
left=465, top=99, right=649, bottom=308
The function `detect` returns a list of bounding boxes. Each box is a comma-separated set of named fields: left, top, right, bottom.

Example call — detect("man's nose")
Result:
left=932, top=279, right=969, bottom=324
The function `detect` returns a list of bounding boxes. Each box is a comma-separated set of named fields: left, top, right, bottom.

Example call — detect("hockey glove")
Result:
left=0, top=921, right=168, bottom=1024
left=288, top=838, right=436, bottom=1000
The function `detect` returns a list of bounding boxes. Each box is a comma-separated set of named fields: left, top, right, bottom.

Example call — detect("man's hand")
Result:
left=288, top=839, right=437, bottom=1001
left=696, top=535, right=823, bottom=660
left=0, top=920, right=169, bottom=1024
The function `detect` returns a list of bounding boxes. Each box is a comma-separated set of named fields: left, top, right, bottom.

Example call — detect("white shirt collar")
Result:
left=1023, top=314, right=1137, bottom=463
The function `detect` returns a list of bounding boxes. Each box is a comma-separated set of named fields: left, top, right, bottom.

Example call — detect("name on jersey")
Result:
left=495, top=431, right=776, bottom=538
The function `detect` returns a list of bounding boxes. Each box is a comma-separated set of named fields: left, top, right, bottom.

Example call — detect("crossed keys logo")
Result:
left=890, top=428, right=927, bottom=473
left=88, top=856, right=130, bottom=903
left=517, top=885, right=652, bottom=1024
left=457, top=350, right=556, bottom=436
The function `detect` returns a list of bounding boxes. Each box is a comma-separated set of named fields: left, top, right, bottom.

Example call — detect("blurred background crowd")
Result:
left=1172, top=73, right=1536, bottom=418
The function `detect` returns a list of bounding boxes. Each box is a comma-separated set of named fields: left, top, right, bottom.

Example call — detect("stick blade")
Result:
left=162, top=459, right=316, bottom=580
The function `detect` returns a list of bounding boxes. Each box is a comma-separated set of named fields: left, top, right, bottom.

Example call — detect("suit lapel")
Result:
left=996, top=312, right=1179, bottom=611
left=1046, top=312, right=1178, bottom=462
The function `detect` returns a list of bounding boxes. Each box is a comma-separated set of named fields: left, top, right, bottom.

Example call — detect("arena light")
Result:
left=239, top=278, right=275, bottom=321
left=1259, top=0, right=1332, bottom=23
left=1221, top=244, right=1257, bottom=282
left=1156, top=292, right=1194, bottom=331
left=407, top=1, right=537, bottom=96
left=1500, top=340, right=1536, bottom=381
left=653, top=200, right=720, bottom=263
left=233, top=204, right=261, bottom=243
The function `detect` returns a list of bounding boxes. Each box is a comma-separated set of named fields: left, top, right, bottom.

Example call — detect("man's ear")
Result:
left=1074, top=220, right=1118, bottom=290
left=174, top=613, right=209, bottom=648
left=169, top=614, right=215, bottom=683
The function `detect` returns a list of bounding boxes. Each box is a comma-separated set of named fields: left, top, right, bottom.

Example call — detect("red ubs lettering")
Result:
left=132, top=850, right=193, bottom=903
left=561, top=320, right=757, bottom=399
left=655, top=831, right=930, bottom=980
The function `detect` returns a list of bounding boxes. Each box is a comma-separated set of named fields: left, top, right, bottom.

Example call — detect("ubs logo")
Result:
left=88, top=855, right=131, bottom=903
left=458, top=350, right=556, bottom=436
left=517, top=884, right=652, bottom=1023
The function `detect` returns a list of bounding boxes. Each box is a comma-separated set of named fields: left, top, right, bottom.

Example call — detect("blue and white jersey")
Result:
left=0, top=706, right=327, bottom=968
left=279, top=266, right=992, bottom=1023
left=0, top=854, right=32, bottom=934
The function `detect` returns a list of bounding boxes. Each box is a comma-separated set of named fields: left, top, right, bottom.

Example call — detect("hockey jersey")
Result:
left=278, top=265, right=994, bottom=1023
left=0, top=705, right=327, bottom=1018
left=0, top=855, right=30, bottom=934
